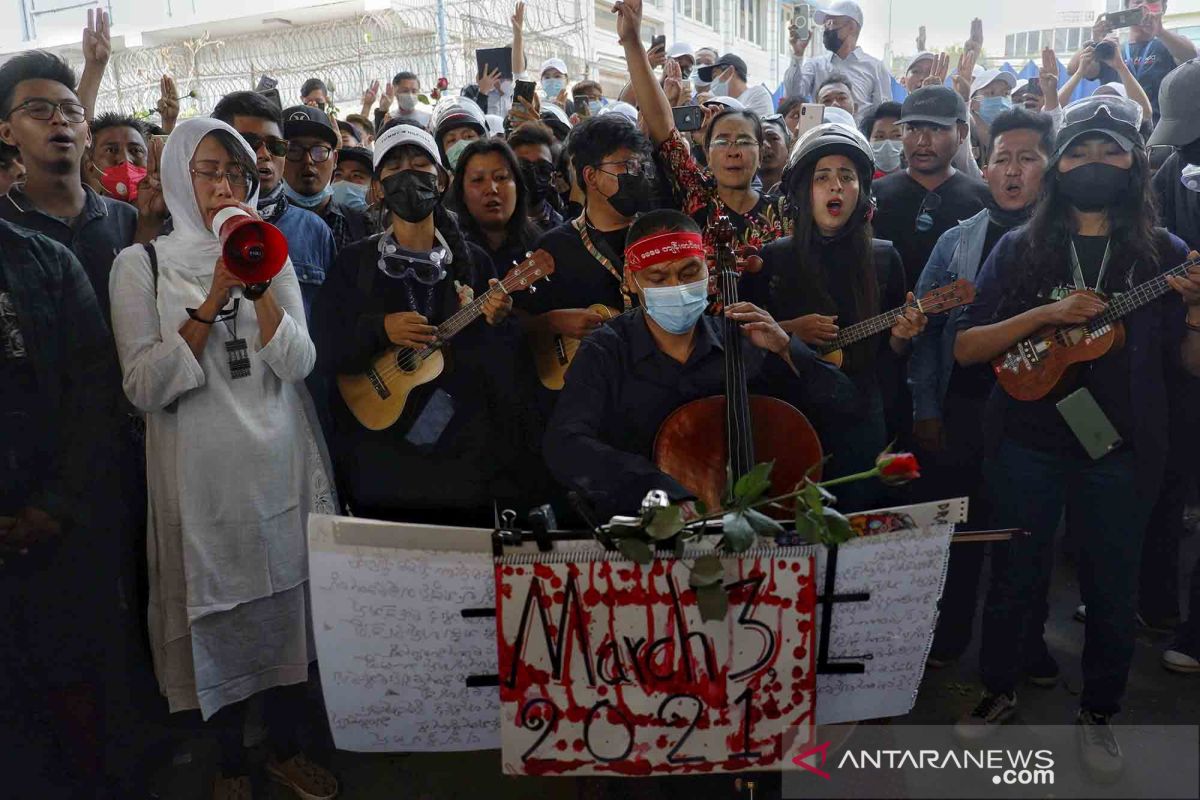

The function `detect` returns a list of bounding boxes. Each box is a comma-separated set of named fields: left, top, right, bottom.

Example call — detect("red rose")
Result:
left=876, top=452, right=921, bottom=486
left=437, top=76, right=449, bottom=89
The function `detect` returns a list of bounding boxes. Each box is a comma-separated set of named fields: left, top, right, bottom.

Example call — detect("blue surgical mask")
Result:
left=542, top=77, right=565, bottom=98
left=587, top=99, right=604, bottom=116
left=282, top=181, right=334, bottom=210
left=639, top=277, right=709, bottom=334
left=977, top=95, right=1013, bottom=126
left=331, top=180, right=369, bottom=212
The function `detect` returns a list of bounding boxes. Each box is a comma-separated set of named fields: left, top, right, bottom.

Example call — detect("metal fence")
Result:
left=88, top=0, right=591, bottom=118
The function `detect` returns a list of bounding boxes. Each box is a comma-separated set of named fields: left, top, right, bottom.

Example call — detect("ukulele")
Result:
left=529, top=303, right=621, bottom=390
left=338, top=250, right=555, bottom=431
left=814, top=279, right=976, bottom=367
left=993, top=252, right=1200, bottom=402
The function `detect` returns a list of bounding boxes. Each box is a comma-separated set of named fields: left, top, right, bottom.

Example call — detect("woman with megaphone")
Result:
left=109, top=117, right=339, bottom=800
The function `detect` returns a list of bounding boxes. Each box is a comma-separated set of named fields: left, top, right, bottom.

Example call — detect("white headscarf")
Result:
left=156, top=117, right=260, bottom=270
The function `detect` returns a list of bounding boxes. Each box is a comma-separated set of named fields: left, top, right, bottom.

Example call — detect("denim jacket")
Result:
left=908, top=209, right=992, bottom=422
left=273, top=202, right=336, bottom=320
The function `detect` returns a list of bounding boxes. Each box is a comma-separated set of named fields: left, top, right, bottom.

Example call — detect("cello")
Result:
left=652, top=214, right=824, bottom=518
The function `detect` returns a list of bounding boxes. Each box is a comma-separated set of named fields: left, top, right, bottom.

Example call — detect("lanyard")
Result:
left=1124, top=38, right=1155, bottom=82
left=572, top=212, right=633, bottom=310
left=1069, top=238, right=1112, bottom=291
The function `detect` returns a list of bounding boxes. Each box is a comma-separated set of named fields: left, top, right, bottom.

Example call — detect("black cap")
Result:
left=282, top=105, right=339, bottom=148
left=898, top=86, right=968, bottom=128
left=697, top=53, right=746, bottom=83
left=337, top=146, right=373, bottom=173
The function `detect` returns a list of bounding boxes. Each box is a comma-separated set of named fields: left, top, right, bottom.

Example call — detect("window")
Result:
left=678, top=0, right=715, bottom=27
left=738, top=0, right=763, bottom=45
left=1068, top=26, right=1082, bottom=50
left=1105, top=0, right=1122, bottom=11
left=1041, top=30, right=1053, bottom=52
left=1028, top=31, right=1040, bottom=54
left=1015, top=31, right=1028, bottom=57
left=1006, top=33, right=1015, bottom=58
left=1054, top=28, right=1068, bottom=52
left=1175, top=25, right=1200, bottom=46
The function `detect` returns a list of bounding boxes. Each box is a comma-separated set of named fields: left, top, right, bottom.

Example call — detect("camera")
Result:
left=1094, top=39, right=1117, bottom=61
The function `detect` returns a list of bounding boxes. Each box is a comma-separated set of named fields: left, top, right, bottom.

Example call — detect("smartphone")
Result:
left=672, top=105, right=702, bottom=132
left=651, top=34, right=666, bottom=50
left=254, top=75, right=278, bottom=92
left=1105, top=7, right=1145, bottom=28
left=515, top=79, right=537, bottom=104
left=258, top=87, right=282, bottom=110
left=798, top=102, right=825, bottom=134
left=1056, top=387, right=1124, bottom=460
left=573, top=91, right=591, bottom=118
left=792, top=3, right=811, bottom=32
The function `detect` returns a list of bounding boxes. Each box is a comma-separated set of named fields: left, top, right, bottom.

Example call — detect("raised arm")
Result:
left=615, top=0, right=674, bottom=145
left=512, top=1, right=527, bottom=77
left=78, top=8, right=110, bottom=121
left=1147, top=11, right=1198, bottom=64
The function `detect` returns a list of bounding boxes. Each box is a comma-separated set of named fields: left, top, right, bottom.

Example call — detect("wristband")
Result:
left=186, top=307, right=215, bottom=324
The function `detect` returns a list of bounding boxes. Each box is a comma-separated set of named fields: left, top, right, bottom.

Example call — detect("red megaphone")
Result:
left=211, top=205, right=288, bottom=285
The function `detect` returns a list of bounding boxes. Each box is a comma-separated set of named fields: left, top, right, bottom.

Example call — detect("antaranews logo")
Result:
left=792, top=743, right=1055, bottom=786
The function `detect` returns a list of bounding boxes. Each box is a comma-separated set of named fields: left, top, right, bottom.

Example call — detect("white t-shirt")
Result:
left=735, top=84, right=776, bottom=117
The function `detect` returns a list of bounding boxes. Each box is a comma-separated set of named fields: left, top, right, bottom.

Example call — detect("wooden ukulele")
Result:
left=338, top=250, right=555, bottom=431
left=993, top=253, right=1200, bottom=402
left=529, top=303, right=621, bottom=390
left=814, top=278, right=976, bottom=367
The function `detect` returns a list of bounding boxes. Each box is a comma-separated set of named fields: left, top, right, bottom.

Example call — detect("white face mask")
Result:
left=1182, top=163, right=1200, bottom=193
left=871, top=139, right=904, bottom=173
left=708, top=69, right=732, bottom=98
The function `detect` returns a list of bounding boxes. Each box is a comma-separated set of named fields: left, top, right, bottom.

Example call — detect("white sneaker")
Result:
left=1162, top=643, right=1200, bottom=674
left=954, top=691, right=1017, bottom=741
left=1077, top=709, right=1123, bottom=783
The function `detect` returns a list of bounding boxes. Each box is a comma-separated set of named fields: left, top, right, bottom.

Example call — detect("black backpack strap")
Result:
left=143, top=242, right=159, bottom=293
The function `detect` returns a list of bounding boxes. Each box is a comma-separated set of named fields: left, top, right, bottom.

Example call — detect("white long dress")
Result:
left=108, top=117, right=335, bottom=719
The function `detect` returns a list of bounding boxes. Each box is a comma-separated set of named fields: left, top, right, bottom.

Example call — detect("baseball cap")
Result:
left=813, top=0, right=864, bottom=28
left=822, top=105, right=858, bottom=132
left=540, top=103, right=573, bottom=137
left=431, top=96, right=487, bottom=139
left=667, top=42, right=694, bottom=59
left=697, top=53, right=747, bottom=83
left=282, top=105, right=339, bottom=148
left=337, top=146, right=374, bottom=173
left=969, top=69, right=1017, bottom=98
left=600, top=101, right=639, bottom=124
left=1148, top=60, right=1200, bottom=147
left=373, top=123, right=441, bottom=171
left=906, top=51, right=936, bottom=75
left=898, top=86, right=968, bottom=127
left=540, top=57, right=568, bottom=77
left=1052, top=95, right=1143, bottom=163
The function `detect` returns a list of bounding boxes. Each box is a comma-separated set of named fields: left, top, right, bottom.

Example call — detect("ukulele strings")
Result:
left=819, top=284, right=967, bottom=354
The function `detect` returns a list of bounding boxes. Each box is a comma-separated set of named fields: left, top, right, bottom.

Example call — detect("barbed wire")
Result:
left=85, top=2, right=591, bottom=118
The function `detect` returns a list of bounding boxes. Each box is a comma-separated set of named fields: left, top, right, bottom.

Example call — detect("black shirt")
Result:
left=542, top=308, right=856, bottom=519
left=514, top=219, right=633, bottom=315
left=320, top=199, right=375, bottom=253
left=1153, top=152, right=1200, bottom=250
left=0, top=185, right=137, bottom=322
left=0, top=266, right=41, bottom=512
left=871, top=171, right=991, bottom=293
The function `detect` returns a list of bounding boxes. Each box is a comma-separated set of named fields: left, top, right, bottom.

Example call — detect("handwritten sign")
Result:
left=814, top=500, right=961, bottom=724
left=307, top=516, right=500, bottom=752
left=496, top=549, right=818, bottom=776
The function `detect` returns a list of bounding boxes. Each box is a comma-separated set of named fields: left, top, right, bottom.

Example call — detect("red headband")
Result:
left=624, top=231, right=706, bottom=272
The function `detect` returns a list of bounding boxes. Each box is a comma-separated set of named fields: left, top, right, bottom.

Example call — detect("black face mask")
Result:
left=1057, top=162, right=1131, bottom=212
left=381, top=170, right=441, bottom=223
left=1180, top=139, right=1200, bottom=168
left=823, top=28, right=843, bottom=53
left=520, top=161, right=553, bottom=204
left=605, top=172, right=655, bottom=218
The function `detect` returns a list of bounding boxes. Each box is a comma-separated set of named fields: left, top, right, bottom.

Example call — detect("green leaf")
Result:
left=794, top=508, right=824, bottom=544
left=732, top=461, right=775, bottom=507
left=645, top=505, right=684, bottom=540
left=721, top=511, right=755, bottom=553
left=798, top=481, right=824, bottom=513
left=695, top=582, right=729, bottom=622
left=617, top=537, right=654, bottom=565
left=822, top=506, right=855, bottom=545
left=608, top=523, right=645, bottom=539
left=693, top=499, right=708, bottom=517
left=688, top=553, right=725, bottom=587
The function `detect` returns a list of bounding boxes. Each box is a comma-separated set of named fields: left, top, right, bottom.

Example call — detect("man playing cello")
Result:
left=543, top=209, right=854, bottom=519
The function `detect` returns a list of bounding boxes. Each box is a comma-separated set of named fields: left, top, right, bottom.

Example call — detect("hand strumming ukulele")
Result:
left=338, top=250, right=555, bottom=431
left=993, top=253, right=1200, bottom=402
left=529, top=303, right=621, bottom=390
left=815, top=278, right=976, bottom=368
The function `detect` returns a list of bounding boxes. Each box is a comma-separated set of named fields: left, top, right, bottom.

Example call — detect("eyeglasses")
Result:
left=915, top=192, right=943, bottom=232
left=190, top=166, right=253, bottom=189
left=285, top=142, right=334, bottom=163
left=710, top=136, right=760, bottom=151
left=522, top=160, right=556, bottom=180
left=7, top=98, right=86, bottom=123
left=240, top=132, right=290, bottom=158
left=597, top=159, right=648, bottom=176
